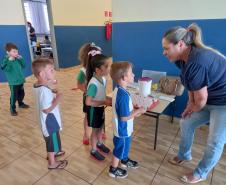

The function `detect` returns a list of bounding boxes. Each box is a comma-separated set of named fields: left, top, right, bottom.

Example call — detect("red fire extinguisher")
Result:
left=105, top=21, right=112, bottom=40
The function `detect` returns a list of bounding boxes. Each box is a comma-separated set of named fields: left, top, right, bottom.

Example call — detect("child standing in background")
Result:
left=109, top=62, right=146, bottom=178
left=1, top=43, right=29, bottom=116
left=32, top=58, right=67, bottom=170
left=76, top=43, right=106, bottom=145
left=85, top=52, right=112, bottom=161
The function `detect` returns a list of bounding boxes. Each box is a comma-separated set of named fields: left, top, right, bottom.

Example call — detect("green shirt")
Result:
left=76, top=67, right=86, bottom=84
left=87, top=84, right=97, bottom=97
left=1, top=56, right=25, bottom=85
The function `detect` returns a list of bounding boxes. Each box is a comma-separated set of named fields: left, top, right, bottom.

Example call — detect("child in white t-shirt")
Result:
left=32, top=58, right=67, bottom=170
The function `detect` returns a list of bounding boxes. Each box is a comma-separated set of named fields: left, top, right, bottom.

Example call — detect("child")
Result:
left=43, top=35, right=51, bottom=45
left=1, top=43, right=29, bottom=116
left=76, top=42, right=105, bottom=145
left=85, top=52, right=112, bottom=161
left=77, top=43, right=100, bottom=145
left=32, top=58, right=67, bottom=169
left=109, top=62, right=146, bottom=178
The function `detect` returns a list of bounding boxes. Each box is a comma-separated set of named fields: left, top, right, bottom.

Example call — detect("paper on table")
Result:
left=130, top=93, right=155, bottom=109
left=158, top=95, right=175, bottom=102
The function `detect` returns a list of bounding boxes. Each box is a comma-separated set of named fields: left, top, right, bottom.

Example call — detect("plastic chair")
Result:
left=142, top=70, right=167, bottom=84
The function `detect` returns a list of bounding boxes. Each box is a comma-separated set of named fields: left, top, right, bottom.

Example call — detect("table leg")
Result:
left=171, top=101, right=176, bottom=123
left=154, top=115, right=159, bottom=150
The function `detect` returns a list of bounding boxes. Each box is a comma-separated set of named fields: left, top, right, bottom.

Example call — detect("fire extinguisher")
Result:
left=105, top=21, right=112, bottom=40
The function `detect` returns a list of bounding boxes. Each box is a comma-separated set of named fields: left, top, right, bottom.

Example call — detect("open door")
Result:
left=21, top=0, right=59, bottom=69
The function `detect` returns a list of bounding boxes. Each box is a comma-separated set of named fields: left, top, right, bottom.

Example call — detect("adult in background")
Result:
left=27, top=21, right=37, bottom=44
left=162, top=23, right=226, bottom=183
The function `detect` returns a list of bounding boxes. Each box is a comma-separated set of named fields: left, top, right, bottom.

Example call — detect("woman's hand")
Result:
left=182, top=108, right=193, bottom=119
left=182, top=87, right=208, bottom=119
left=181, top=103, right=193, bottom=119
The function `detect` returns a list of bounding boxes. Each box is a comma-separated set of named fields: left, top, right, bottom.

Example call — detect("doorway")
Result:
left=21, top=0, right=59, bottom=69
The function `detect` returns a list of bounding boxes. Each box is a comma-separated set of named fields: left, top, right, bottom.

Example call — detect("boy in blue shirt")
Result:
left=109, top=61, right=146, bottom=178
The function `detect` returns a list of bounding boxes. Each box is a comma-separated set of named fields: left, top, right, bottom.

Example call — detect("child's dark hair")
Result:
left=86, top=54, right=109, bottom=84
left=110, top=61, right=132, bottom=82
left=78, top=43, right=102, bottom=68
left=5, top=43, right=18, bottom=52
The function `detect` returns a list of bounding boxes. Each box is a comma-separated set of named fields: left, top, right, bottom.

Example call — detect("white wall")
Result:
left=0, top=0, right=25, bottom=25
left=51, top=0, right=112, bottom=26
left=113, top=0, right=226, bottom=22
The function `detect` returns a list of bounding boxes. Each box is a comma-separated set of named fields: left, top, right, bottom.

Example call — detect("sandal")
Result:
left=180, top=173, right=205, bottom=184
left=168, top=156, right=191, bottom=166
left=48, top=160, right=68, bottom=170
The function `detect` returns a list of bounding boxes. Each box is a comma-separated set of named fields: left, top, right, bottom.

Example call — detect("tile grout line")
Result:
left=150, top=127, right=180, bottom=185
left=0, top=137, right=39, bottom=169
left=4, top=139, right=89, bottom=184
left=63, top=168, right=92, bottom=185
left=62, top=141, right=111, bottom=184
left=31, top=170, right=51, bottom=185
left=90, top=160, right=112, bottom=184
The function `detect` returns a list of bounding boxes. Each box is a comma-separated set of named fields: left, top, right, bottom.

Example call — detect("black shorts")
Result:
left=83, top=93, right=87, bottom=113
left=44, top=131, right=62, bottom=153
left=87, top=106, right=105, bottom=128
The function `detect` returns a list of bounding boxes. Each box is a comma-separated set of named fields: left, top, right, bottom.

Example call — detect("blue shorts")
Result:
left=113, top=136, right=131, bottom=160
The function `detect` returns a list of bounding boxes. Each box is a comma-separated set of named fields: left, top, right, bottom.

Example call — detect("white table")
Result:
left=41, top=47, right=52, bottom=57
left=40, top=43, right=51, bottom=48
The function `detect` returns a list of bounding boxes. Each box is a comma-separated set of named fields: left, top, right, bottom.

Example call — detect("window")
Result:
left=24, top=2, right=32, bottom=23
left=23, top=1, right=50, bottom=34
left=43, top=4, right=50, bottom=32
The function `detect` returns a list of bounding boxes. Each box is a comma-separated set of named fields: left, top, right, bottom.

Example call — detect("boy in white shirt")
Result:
left=32, top=58, right=67, bottom=169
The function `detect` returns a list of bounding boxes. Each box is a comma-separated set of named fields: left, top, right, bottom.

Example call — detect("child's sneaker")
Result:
left=10, top=110, right=18, bottom=116
left=90, top=150, right=105, bottom=161
left=19, top=103, right=30, bottom=108
left=109, top=166, right=128, bottom=178
left=97, top=143, right=110, bottom=154
left=121, top=158, right=139, bottom=169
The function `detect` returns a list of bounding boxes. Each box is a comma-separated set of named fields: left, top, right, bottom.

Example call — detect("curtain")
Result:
left=26, top=1, right=49, bottom=34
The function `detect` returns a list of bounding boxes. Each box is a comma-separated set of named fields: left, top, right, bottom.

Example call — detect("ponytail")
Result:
left=86, top=55, right=94, bottom=84
left=187, top=23, right=226, bottom=58
left=163, top=23, right=226, bottom=59
left=78, top=42, right=102, bottom=68
left=78, top=43, right=90, bottom=67
left=86, top=54, right=109, bottom=84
